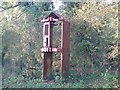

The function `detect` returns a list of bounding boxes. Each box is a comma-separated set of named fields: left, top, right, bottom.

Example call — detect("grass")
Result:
left=2, top=74, right=85, bottom=88
left=2, top=71, right=119, bottom=88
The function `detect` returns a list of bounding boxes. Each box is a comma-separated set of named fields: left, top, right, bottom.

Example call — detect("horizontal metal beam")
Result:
left=41, top=48, right=62, bottom=52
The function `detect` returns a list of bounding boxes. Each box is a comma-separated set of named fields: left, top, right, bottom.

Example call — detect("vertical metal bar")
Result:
left=60, top=21, right=70, bottom=78
left=42, top=21, right=53, bottom=80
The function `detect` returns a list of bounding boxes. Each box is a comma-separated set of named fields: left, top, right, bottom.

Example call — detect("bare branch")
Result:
left=0, top=4, right=19, bottom=12
left=0, top=6, right=6, bottom=10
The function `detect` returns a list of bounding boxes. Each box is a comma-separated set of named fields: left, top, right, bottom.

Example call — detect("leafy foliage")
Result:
left=60, top=2, right=118, bottom=76
left=1, top=1, right=119, bottom=88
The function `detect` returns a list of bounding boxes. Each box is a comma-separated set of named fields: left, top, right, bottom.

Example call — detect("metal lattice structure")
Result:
left=41, top=12, right=70, bottom=80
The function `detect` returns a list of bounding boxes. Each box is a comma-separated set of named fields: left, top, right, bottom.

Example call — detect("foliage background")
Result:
left=0, top=1, right=119, bottom=88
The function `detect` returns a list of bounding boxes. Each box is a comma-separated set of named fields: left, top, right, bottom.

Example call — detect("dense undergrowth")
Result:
left=2, top=69, right=119, bottom=88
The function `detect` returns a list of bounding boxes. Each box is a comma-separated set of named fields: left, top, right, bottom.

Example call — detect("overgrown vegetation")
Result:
left=0, top=1, right=119, bottom=88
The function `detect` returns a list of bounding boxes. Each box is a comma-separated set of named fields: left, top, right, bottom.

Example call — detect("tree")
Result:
left=1, top=2, right=54, bottom=76
left=60, top=2, right=118, bottom=76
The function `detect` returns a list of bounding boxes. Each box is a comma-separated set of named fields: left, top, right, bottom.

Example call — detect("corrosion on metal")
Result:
left=40, top=12, right=70, bottom=80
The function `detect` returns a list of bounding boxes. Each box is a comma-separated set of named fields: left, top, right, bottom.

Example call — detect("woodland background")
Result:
left=0, top=1, right=119, bottom=88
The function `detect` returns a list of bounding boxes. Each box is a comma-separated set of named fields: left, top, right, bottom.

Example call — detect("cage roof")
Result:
left=45, top=12, right=62, bottom=19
